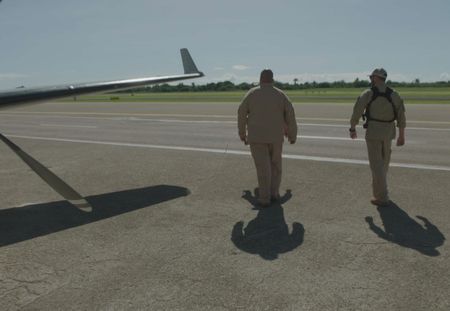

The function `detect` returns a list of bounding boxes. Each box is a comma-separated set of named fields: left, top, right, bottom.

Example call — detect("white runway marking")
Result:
left=128, top=117, right=236, bottom=124
left=301, top=123, right=450, bottom=132
left=127, top=119, right=450, bottom=133
left=299, top=135, right=365, bottom=142
left=1, top=112, right=450, bottom=131
left=40, top=124, right=98, bottom=128
left=6, top=134, right=450, bottom=172
left=2, top=111, right=450, bottom=126
left=125, top=118, right=450, bottom=132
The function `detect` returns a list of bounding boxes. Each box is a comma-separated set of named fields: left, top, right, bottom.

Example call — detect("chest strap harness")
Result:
left=362, top=86, right=398, bottom=129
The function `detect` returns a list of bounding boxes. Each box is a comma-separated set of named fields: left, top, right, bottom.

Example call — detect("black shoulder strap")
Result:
left=385, top=86, right=393, bottom=98
left=370, top=86, right=379, bottom=102
left=362, top=87, right=378, bottom=122
left=384, top=87, right=397, bottom=120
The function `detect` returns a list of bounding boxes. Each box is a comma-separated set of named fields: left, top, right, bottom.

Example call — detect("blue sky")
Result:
left=1, top=0, right=449, bottom=89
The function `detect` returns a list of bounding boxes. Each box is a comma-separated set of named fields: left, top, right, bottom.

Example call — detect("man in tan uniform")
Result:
left=238, top=69, right=298, bottom=207
left=349, top=68, right=406, bottom=206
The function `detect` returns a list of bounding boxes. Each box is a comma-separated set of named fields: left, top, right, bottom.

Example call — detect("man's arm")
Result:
left=284, top=97, right=298, bottom=144
left=397, top=127, right=405, bottom=146
left=395, top=95, right=406, bottom=146
left=237, top=91, right=251, bottom=144
left=349, top=90, right=370, bottom=139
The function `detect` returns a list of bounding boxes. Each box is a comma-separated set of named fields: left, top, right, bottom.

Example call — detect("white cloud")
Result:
left=208, top=72, right=373, bottom=84
left=0, top=73, right=30, bottom=89
left=213, top=67, right=225, bottom=71
left=439, top=72, right=450, bottom=81
left=0, top=73, right=28, bottom=80
left=205, top=71, right=444, bottom=84
left=274, top=72, right=368, bottom=83
left=274, top=72, right=415, bottom=83
left=208, top=72, right=258, bottom=83
left=232, top=65, right=250, bottom=71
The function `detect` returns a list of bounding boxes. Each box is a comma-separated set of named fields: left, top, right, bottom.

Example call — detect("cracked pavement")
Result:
left=0, top=101, right=449, bottom=310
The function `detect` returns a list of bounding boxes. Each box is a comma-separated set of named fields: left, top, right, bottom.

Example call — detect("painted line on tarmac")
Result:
left=40, top=123, right=98, bottom=128
left=2, top=111, right=450, bottom=126
left=301, top=123, right=450, bottom=132
left=125, top=119, right=450, bottom=132
left=0, top=111, right=236, bottom=119
left=127, top=117, right=236, bottom=124
left=6, top=134, right=450, bottom=172
left=298, top=117, right=450, bottom=126
left=2, top=112, right=450, bottom=132
left=299, top=135, right=365, bottom=142
left=124, top=118, right=450, bottom=132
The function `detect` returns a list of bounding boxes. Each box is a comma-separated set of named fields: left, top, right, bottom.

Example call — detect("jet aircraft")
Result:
left=0, top=49, right=203, bottom=211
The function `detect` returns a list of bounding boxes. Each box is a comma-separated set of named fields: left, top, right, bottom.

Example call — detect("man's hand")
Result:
left=397, top=127, right=405, bottom=146
left=349, top=129, right=357, bottom=139
left=396, top=135, right=405, bottom=146
left=239, top=134, right=248, bottom=145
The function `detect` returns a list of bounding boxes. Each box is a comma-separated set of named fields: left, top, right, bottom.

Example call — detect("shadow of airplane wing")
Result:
left=0, top=185, right=190, bottom=247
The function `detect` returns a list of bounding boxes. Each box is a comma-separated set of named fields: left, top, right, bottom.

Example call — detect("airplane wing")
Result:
left=0, top=48, right=203, bottom=107
left=0, top=48, right=203, bottom=212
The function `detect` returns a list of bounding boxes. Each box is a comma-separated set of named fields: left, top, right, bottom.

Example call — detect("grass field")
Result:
left=63, top=87, right=450, bottom=104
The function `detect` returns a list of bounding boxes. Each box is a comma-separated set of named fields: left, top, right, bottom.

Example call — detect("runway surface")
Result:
left=1, top=101, right=449, bottom=310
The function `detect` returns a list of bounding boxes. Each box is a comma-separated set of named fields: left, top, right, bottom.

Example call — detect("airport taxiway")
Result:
left=1, top=101, right=449, bottom=310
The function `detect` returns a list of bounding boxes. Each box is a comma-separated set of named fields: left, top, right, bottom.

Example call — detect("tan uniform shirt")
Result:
left=238, top=83, right=297, bottom=143
left=350, top=83, right=406, bottom=140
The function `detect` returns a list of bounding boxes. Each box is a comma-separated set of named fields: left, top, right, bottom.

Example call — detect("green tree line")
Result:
left=119, top=79, right=450, bottom=93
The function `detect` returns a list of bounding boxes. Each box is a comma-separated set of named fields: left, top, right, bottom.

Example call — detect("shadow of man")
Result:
left=231, top=189, right=304, bottom=260
left=365, top=201, right=445, bottom=256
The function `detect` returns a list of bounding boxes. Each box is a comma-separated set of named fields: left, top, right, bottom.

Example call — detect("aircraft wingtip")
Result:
left=180, top=48, right=201, bottom=75
left=70, top=199, right=93, bottom=212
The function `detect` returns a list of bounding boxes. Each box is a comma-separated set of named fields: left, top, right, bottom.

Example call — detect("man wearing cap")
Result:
left=238, top=69, right=298, bottom=207
left=349, top=68, right=406, bottom=206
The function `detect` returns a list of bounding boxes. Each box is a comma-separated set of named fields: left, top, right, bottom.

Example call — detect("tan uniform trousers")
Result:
left=366, top=139, right=392, bottom=202
left=250, top=142, right=283, bottom=204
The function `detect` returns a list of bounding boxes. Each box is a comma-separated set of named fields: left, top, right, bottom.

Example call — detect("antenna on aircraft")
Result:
left=0, top=134, right=92, bottom=211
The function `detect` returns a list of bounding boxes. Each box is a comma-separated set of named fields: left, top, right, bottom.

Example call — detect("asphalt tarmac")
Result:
left=1, top=101, right=449, bottom=310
